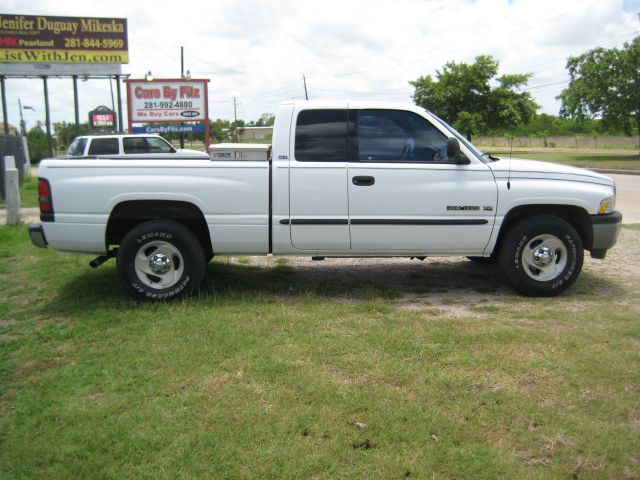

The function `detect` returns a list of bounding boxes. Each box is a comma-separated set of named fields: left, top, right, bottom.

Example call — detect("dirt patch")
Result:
left=0, top=208, right=39, bottom=225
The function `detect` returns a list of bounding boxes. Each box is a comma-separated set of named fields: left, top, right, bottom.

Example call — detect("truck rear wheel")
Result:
left=499, top=215, right=583, bottom=296
left=116, top=220, right=205, bottom=301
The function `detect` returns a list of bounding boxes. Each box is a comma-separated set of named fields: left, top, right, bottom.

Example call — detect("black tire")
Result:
left=467, top=255, right=497, bottom=265
left=116, top=220, right=206, bottom=301
left=499, top=215, right=583, bottom=296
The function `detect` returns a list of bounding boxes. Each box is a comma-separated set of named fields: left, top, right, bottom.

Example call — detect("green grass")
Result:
left=0, top=175, right=38, bottom=209
left=1, top=224, right=639, bottom=479
left=485, top=151, right=640, bottom=170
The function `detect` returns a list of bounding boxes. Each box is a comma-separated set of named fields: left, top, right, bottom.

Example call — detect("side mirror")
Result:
left=446, top=138, right=470, bottom=165
left=447, top=138, right=460, bottom=158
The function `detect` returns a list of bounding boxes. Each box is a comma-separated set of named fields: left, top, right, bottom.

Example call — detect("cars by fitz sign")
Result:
left=124, top=78, right=209, bottom=124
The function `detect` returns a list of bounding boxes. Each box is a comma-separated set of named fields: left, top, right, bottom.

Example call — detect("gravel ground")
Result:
left=225, top=225, right=638, bottom=310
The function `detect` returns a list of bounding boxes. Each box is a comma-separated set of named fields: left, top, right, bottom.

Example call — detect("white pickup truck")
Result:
left=29, top=101, right=621, bottom=300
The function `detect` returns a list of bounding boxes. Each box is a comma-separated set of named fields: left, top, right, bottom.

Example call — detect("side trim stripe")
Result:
left=350, top=219, right=489, bottom=226
left=280, top=219, right=349, bottom=225
left=280, top=219, right=488, bottom=226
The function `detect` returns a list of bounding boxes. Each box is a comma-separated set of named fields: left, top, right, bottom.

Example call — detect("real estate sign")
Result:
left=0, top=14, right=128, bottom=64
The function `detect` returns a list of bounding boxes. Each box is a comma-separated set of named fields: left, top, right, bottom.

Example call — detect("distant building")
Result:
left=238, top=126, right=273, bottom=142
left=0, top=123, right=19, bottom=136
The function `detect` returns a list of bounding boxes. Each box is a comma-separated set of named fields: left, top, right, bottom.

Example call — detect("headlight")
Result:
left=598, top=195, right=616, bottom=214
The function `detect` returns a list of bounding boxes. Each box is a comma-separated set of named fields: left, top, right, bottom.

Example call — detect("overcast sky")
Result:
left=3, top=0, right=640, bottom=131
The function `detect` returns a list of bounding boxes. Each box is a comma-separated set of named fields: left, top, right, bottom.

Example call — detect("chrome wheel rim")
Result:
left=521, top=234, right=568, bottom=282
left=134, top=241, right=184, bottom=289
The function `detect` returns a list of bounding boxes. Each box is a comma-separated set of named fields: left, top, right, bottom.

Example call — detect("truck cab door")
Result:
left=287, top=106, right=351, bottom=251
left=347, top=108, right=498, bottom=254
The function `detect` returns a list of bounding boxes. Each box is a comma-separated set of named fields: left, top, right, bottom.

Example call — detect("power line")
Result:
left=523, top=80, right=570, bottom=91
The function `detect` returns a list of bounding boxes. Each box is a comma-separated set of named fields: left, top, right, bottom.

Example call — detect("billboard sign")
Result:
left=0, top=14, right=128, bottom=64
left=125, top=79, right=209, bottom=123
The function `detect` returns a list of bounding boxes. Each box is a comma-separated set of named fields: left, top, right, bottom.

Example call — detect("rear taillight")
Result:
left=38, top=178, right=54, bottom=222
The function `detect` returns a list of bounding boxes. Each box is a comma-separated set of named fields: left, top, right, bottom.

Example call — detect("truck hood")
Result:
left=487, top=157, right=614, bottom=187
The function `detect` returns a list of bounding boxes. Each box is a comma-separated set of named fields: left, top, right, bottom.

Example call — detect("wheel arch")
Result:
left=106, top=200, right=213, bottom=260
left=492, top=204, right=593, bottom=255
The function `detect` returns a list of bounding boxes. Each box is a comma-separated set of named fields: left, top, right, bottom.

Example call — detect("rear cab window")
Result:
left=294, top=109, right=348, bottom=162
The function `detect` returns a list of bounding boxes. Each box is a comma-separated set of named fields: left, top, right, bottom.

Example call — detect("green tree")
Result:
left=27, top=122, right=56, bottom=162
left=410, top=55, right=538, bottom=140
left=209, top=119, right=232, bottom=143
left=256, top=113, right=275, bottom=127
left=53, top=121, right=90, bottom=149
left=558, top=36, right=640, bottom=153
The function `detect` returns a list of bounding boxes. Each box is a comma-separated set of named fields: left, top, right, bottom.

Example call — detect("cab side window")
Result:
left=357, top=109, right=449, bottom=163
left=88, top=138, right=119, bottom=155
left=123, top=138, right=147, bottom=154
left=147, top=137, right=174, bottom=153
left=294, top=109, right=348, bottom=162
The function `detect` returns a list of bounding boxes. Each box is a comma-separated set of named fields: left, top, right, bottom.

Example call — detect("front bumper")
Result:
left=589, top=211, right=622, bottom=258
left=28, top=223, right=48, bottom=249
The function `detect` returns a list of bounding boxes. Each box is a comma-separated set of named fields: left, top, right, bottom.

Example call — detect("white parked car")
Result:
left=65, top=134, right=209, bottom=159
left=30, top=101, right=621, bottom=300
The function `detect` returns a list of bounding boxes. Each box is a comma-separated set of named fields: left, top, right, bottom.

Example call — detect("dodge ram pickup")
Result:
left=29, top=100, right=622, bottom=300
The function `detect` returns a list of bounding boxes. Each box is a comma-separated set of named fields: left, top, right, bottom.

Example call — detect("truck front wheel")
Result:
left=499, top=215, right=583, bottom=296
left=116, top=220, right=206, bottom=301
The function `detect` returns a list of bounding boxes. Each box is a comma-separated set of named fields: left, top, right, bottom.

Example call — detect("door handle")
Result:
left=352, top=176, right=375, bottom=186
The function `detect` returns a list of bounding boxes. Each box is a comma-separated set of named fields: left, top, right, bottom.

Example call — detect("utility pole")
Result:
left=303, top=74, right=309, bottom=100
left=18, top=98, right=25, bottom=135
left=233, top=96, right=239, bottom=142
left=1, top=76, right=8, bottom=135
left=109, top=77, right=116, bottom=132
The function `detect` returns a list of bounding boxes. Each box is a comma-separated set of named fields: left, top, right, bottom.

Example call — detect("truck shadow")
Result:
left=201, top=257, right=510, bottom=300
left=198, top=256, right=624, bottom=303
left=52, top=256, right=626, bottom=311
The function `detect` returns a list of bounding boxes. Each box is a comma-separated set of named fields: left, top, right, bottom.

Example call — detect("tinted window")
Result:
left=88, top=138, right=119, bottom=155
left=123, top=137, right=148, bottom=154
left=147, top=137, right=173, bottom=153
left=295, top=110, right=348, bottom=162
left=123, top=137, right=174, bottom=154
left=358, top=109, right=448, bottom=163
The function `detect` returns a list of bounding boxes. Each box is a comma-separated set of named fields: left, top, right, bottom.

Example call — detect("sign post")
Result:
left=4, top=156, right=20, bottom=225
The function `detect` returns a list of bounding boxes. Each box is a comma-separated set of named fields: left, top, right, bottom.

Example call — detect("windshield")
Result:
left=428, top=113, right=489, bottom=162
left=67, top=137, right=87, bottom=156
